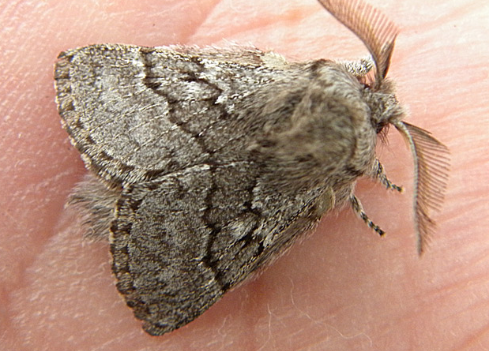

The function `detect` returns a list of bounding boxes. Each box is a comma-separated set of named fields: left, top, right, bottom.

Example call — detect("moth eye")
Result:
left=376, top=122, right=390, bottom=143
left=376, top=122, right=386, bottom=134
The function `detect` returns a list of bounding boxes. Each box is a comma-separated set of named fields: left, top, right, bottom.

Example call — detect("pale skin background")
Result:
left=1, top=0, right=489, bottom=350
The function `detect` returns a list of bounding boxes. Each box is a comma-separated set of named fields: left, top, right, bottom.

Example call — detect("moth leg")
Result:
left=349, top=195, right=385, bottom=236
left=372, top=159, right=403, bottom=192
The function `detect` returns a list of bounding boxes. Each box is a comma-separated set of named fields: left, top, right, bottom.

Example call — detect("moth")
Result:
left=54, top=0, right=449, bottom=336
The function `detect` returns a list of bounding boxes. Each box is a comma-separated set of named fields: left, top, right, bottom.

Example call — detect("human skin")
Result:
left=1, top=0, right=488, bottom=350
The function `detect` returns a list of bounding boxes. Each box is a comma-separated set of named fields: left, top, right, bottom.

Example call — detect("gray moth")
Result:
left=54, top=0, right=449, bottom=336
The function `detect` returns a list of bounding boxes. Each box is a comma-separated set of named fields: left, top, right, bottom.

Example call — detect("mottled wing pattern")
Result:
left=55, top=45, right=329, bottom=335
left=55, top=44, right=289, bottom=185
left=111, top=163, right=322, bottom=335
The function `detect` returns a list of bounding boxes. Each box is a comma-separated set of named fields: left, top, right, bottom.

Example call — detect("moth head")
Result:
left=318, top=0, right=449, bottom=254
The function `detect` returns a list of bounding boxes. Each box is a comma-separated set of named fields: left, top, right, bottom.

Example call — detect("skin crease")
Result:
left=1, top=0, right=488, bottom=349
